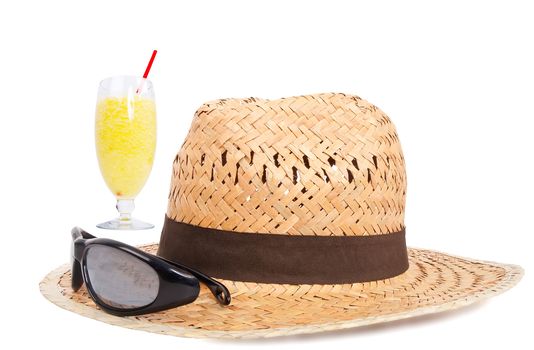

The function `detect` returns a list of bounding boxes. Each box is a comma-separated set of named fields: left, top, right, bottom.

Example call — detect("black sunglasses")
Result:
left=70, top=227, right=231, bottom=316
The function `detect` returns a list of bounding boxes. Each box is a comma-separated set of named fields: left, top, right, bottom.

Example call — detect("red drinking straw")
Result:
left=136, top=50, right=158, bottom=94
left=143, top=50, right=158, bottom=78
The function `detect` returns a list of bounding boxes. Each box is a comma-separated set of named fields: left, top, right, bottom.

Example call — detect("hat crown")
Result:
left=167, top=93, right=406, bottom=236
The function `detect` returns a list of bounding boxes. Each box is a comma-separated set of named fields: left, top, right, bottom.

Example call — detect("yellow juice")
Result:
left=95, top=96, right=156, bottom=199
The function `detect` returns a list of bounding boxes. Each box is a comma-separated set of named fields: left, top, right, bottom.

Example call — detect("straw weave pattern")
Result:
left=41, top=244, right=523, bottom=338
left=167, top=93, right=406, bottom=236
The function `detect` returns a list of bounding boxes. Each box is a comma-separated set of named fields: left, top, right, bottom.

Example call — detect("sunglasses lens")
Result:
left=85, top=245, right=159, bottom=310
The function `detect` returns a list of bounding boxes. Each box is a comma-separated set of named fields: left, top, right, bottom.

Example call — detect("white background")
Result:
left=1, top=1, right=532, bottom=349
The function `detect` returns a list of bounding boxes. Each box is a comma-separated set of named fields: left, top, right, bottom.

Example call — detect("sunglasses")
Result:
left=70, top=227, right=231, bottom=316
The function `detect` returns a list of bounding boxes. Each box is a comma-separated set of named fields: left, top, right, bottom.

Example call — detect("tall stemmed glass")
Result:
left=95, top=76, right=156, bottom=230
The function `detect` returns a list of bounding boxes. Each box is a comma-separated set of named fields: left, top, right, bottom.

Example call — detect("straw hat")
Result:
left=40, top=92, right=523, bottom=339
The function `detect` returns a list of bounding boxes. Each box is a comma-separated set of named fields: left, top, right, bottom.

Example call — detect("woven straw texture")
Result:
left=40, top=244, right=522, bottom=339
left=39, top=93, right=523, bottom=338
left=168, top=93, right=406, bottom=236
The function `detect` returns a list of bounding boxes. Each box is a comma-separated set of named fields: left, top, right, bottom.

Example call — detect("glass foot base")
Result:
left=97, top=218, right=154, bottom=230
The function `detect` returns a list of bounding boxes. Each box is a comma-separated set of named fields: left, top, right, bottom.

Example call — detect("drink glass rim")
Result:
left=98, top=75, right=154, bottom=92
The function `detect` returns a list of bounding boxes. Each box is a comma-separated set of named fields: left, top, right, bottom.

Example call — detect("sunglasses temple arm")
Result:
left=193, top=269, right=232, bottom=306
left=160, top=258, right=231, bottom=305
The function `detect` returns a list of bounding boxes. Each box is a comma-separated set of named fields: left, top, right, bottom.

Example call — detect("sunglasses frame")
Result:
left=71, top=227, right=231, bottom=316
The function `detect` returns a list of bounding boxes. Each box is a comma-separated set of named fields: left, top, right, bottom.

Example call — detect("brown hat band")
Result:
left=158, top=215, right=409, bottom=284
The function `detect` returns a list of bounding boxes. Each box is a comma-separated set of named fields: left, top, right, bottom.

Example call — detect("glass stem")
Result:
left=116, top=199, right=135, bottom=224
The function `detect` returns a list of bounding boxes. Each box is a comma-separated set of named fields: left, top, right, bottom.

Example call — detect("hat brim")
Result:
left=39, top=244, right=522, bottom=339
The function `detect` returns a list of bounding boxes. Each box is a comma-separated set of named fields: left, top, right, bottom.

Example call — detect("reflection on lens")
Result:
left=85, top=245, right=159, bottom=309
